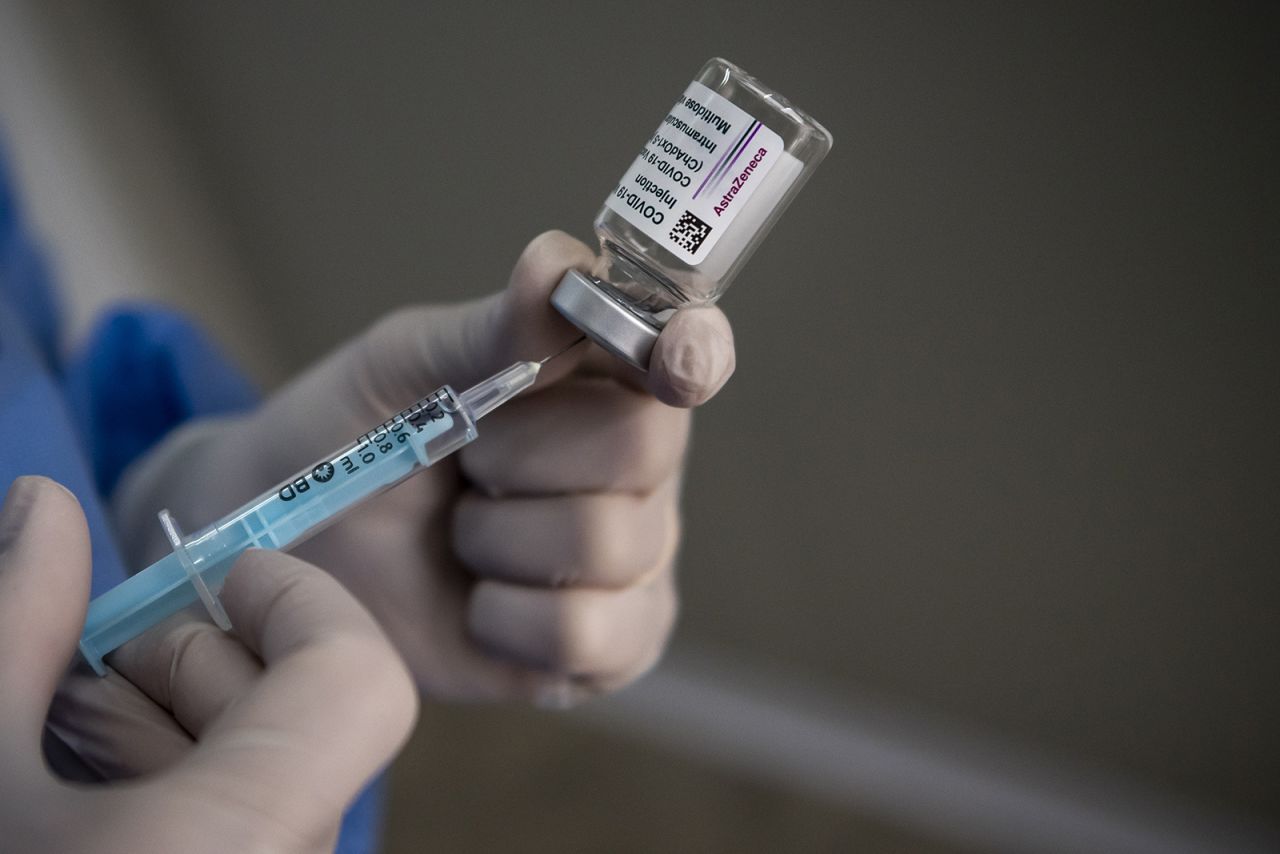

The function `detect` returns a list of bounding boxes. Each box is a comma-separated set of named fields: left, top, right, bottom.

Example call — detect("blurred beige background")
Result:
left=1, top=2, right=1276, bottom=851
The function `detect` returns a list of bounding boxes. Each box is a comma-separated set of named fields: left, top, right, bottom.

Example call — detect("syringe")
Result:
left=79, top=343, right=581, bottom=675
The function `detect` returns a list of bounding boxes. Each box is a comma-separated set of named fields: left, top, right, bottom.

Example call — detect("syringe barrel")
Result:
left=220, top=384, right=478, bottom=552
left=79, top=384, right=478, bottom=674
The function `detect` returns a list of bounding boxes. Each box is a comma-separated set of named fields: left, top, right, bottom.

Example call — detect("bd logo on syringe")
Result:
left=277, top=461, right=334, bottom=500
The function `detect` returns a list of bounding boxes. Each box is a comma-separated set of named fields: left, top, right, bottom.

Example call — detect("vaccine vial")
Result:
left=552, top=57, right=832, bottom=369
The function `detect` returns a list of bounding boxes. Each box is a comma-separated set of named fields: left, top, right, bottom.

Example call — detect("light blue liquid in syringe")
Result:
left=79, top=358, right=550, bottom=674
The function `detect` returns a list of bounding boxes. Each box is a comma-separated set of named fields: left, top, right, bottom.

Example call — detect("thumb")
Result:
left=0, top=477, right=91, bottom=758
left=344, top=230, right=595, bottom=416
left=382, top=229, right=738, bottom=407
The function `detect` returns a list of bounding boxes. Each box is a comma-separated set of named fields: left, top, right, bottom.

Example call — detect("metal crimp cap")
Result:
left=551, top=270, right=661, bottom=371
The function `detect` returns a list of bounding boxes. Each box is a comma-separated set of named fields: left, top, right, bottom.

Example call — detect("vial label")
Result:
left=604, top=81, right=784, bottom=265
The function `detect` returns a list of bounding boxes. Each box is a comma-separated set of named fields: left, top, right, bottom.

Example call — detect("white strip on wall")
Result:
left=575, top=648, right=1279, bottom=854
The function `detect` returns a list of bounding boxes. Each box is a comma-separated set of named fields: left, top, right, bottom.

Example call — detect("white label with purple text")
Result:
left=604, top=81, right=783, bottom=265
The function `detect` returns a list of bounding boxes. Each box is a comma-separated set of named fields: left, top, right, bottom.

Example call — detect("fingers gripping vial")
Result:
left=78, top=356, right=559, bottom=674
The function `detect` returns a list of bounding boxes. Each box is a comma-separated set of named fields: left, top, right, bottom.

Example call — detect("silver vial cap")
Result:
left=551, top=270, right=661, bottom=371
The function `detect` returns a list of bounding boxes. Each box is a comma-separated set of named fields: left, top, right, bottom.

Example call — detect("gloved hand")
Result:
left=1, top=477, right=417, bottom=853
left=111, top=231, right=736, bottom=704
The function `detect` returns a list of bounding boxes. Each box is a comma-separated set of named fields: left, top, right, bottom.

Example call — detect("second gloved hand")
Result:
left=111, top=231, right=736, bottom=705
left=3, top=477, right=416, bottom=853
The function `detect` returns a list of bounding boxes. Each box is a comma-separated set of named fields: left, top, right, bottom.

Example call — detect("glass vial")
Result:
left=552, top=57, right=832, bottom=369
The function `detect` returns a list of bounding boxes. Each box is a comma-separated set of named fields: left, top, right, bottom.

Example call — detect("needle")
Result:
left=540, top=335, right=587, bottom=364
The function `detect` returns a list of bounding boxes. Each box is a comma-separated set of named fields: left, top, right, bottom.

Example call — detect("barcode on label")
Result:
left=669, top=210, right=713, bottom=254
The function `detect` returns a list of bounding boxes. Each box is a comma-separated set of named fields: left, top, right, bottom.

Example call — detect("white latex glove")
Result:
left=1, top=477, right=417, bottom=853
left=112, top=231, right=736, bottom=705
